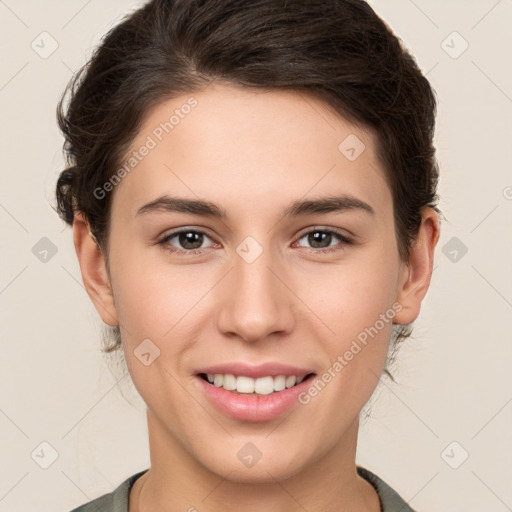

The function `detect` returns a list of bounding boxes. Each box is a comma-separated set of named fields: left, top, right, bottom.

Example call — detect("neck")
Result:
left=131, top=410, right=380, bottom=512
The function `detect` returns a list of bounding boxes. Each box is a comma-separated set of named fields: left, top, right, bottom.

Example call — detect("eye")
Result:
left=158, top=226, right=353, bottom=256
left=158, top=228, right=216, bottom=254
left=295, top=227, right=353, bottom=253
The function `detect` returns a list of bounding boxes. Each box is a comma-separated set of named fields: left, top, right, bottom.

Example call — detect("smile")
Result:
left=199, top=373, right=314, bottom=395
left=195, top=365, right=317, bottom=422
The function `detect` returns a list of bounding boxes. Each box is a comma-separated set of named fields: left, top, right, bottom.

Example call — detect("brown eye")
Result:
left=296, top=228, right=353, bottom=253
left=159, top=229, right=214, bottom=254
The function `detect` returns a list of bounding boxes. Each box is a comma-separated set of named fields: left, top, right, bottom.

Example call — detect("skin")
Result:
left=73, top=83, right=440, bottom=512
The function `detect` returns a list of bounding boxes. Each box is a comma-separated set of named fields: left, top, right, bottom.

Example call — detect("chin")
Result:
left=194, top=438, right=311, bottom=484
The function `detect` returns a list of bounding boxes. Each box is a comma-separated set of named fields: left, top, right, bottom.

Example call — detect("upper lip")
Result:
left=196, top=362, right=316, bottom=379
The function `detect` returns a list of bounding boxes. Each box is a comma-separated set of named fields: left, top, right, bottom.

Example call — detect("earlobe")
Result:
left=73, top=212, right=119, bottom=326
left=393, top=207, right=441, bottom=325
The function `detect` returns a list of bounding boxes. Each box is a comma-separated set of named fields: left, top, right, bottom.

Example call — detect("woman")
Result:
left=55, top=0, right=441, bottom=510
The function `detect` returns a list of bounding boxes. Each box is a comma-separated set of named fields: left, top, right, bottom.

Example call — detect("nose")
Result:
left=215, top=243, right=295, bottom=344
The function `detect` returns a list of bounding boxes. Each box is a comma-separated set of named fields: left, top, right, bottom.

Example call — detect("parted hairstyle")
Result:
left=54, top=0, right=441, bottom=378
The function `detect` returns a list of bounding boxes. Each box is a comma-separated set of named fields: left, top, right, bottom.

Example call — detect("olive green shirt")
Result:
left=68, top=466, right=416, bottom=511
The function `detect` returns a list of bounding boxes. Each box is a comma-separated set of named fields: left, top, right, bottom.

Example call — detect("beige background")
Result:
left=1, top=1, right=511, bottom=511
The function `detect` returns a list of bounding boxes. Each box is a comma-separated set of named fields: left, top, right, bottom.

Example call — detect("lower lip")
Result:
left=196, top=375, right=315, bottom=422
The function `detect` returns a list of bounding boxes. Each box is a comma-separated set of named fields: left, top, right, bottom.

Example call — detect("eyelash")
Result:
left=157, top=227, right=353, bottom=256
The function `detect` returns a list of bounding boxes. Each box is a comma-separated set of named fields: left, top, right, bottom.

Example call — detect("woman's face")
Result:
left=81, top=83, right=435, bottom=483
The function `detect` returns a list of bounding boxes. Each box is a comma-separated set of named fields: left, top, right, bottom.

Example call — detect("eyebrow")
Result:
left=135, top=193, right=375, bottom=219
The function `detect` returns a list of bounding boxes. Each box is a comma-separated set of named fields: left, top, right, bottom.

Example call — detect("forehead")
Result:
left=111, top=84, right=390, bottom=220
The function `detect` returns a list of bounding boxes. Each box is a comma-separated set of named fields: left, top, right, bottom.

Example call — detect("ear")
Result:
left=73, top=212, right=119, bottom=326
left=393, top=206, right=441, bottom=325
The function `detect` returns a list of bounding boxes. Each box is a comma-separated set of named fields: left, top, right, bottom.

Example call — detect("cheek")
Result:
left=111, top=260, right=214, bottom=400
left=112, top=240, right=400, bottom=350
left=303, top=253, right=400, bottom=402
left=308, top=257, right=399, bottom=342
left=110, top=254, right=202, bottom=343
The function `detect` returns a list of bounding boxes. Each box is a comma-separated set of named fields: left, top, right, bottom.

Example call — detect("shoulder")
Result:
left=357, top=466, right=417, bottom=512
left=67, top=470, right=148, bottom=512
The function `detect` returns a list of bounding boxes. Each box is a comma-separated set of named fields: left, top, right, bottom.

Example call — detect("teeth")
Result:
left=285, top=375, right=296, bottom=388
left=222, top=374, right=237, bottom=390
left=204, top=373, right=308, bottom=394
left=274, top=375, right=286, bottom=391
left=236, top=376, right=254, bottom=393
left=254, top=376, right=274, bottom=395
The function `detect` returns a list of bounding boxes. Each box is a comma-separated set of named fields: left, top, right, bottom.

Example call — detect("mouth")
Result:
left=195, top=370, right=317, bottom=422
left=197, top=372, right=316, bottom=396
